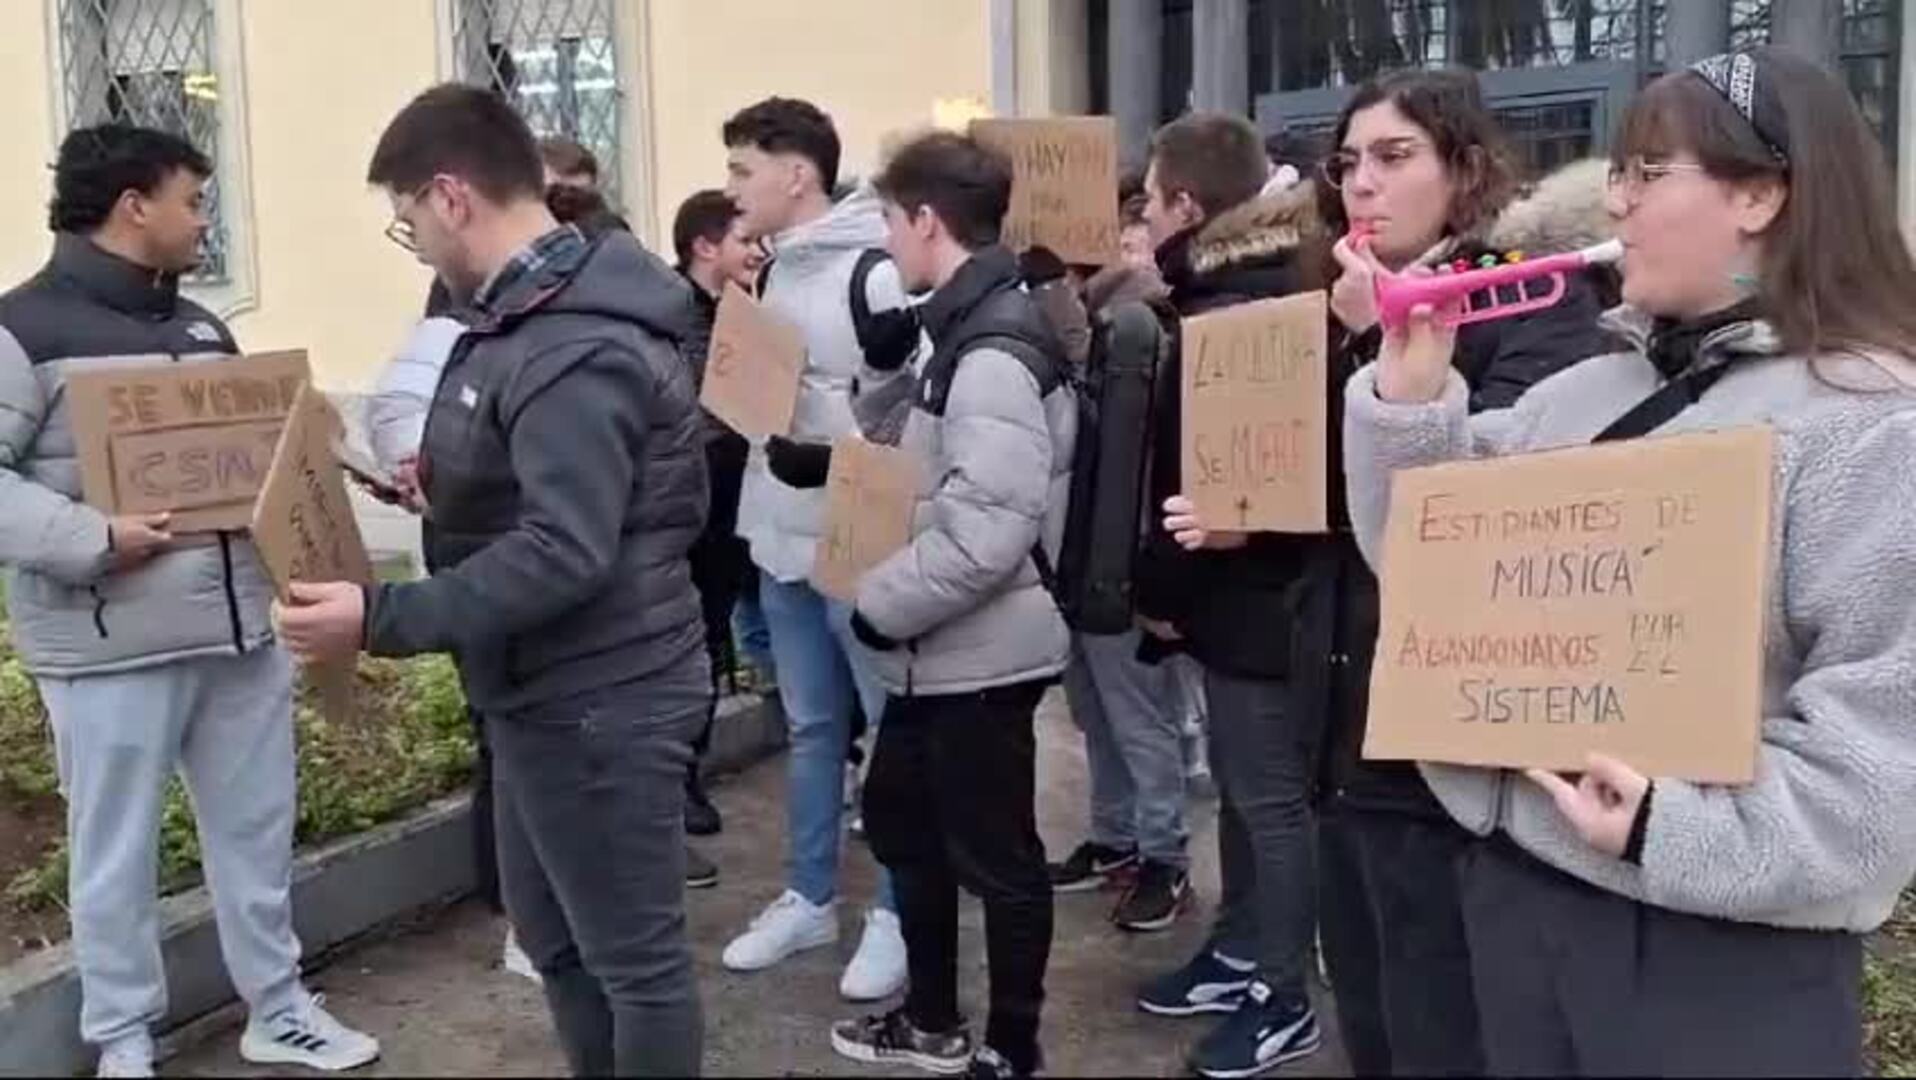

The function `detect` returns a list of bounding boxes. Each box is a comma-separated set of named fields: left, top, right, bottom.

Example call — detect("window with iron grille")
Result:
left=451, top=0, right=624, bottom=205
left=54, top=0, right=228, bottom=282
left=1724, top=0, right=1901, bottom=169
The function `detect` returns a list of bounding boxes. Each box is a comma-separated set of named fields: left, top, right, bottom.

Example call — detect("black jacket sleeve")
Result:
left=1457, top=269, right=1616, bottom=413
left=364, top=346, right=644, bottom=656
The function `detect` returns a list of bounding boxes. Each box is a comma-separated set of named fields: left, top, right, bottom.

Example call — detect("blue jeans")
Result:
left=732, top=587, right=777, bottom=682
left=759, top=572, right=895, bottom=910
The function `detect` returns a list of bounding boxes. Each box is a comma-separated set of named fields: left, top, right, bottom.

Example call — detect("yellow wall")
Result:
left=0, top=1, right=998, bottom=390
left=231, top=0, right=441, bottom=391
left=644, top=0, right=993, bottom=242
left=0, top=4, right=57, bottom=291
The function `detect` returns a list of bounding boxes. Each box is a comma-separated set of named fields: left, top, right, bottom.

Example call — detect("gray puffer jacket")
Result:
left=0, top=234, right=277, bottom=676
left=855, top=247, right=1074, bottom=696
left=1344, top=309, right=1916, bottom=933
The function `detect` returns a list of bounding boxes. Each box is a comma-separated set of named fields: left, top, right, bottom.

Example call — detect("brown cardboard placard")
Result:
left=811, top=437, right=921, bottom=603
left=699, top=282, right=806, bottom=439
left=1364, top=426, right=1774, bottom=783
left=1179, top=291, right=1329, bottom=533
left=252, top=384, right=375, bottom=724
left=970, top=117, right=1121, bottom=265
left=65, top=350, right=312, bottom=532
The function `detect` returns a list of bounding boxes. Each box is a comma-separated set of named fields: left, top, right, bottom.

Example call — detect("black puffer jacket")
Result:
left=1311, top=159, right=1626, bottom=816
left=366, top=230, right=709, bottom=715
left=1133, top=184, right=1320, bottom=680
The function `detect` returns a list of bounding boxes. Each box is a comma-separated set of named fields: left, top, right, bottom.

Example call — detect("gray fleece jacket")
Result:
left=1344, top=309, right=1916, bottom=933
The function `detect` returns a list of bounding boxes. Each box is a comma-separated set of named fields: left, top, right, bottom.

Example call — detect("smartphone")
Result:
left=329, top=437, right=405, bottom=504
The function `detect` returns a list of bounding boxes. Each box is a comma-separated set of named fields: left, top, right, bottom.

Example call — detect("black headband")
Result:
left=1688, top=51, right=1792, bottom=167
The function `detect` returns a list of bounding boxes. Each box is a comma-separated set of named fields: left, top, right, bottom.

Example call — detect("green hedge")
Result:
left=0, top=625, right=473, bottom=916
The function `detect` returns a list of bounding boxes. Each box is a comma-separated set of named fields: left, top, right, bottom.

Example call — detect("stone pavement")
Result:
left=167, top=691, right=1347, bottom=1078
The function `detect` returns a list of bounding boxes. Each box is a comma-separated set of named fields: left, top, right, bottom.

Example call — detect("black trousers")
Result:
left=1316, top=804, right=1483, bottom=1077
left=471, top=707, right=503, bottom=914
left=863, top=680, right=1055, bottom=1074
left=1460, top=838, right=1863, bottom=1078
left=687, top=533, right=748, bottom=764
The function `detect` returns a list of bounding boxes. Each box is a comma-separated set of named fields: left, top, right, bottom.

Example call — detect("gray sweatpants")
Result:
left=39, top=648, right=305, bottom=1048
left=1062, top=631, right=1189, bottom=867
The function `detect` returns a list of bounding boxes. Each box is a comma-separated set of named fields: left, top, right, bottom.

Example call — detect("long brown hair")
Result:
left=1314, top=67, right=1522, bottom=242
left=1615, top=47, right=1916, bottom=359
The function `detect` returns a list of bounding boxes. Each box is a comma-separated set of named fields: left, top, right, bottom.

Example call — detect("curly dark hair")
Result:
left=1314, top=67, right=1521, bottom=242
left=49, top=124, right=211, bottom=234
left=722, top=97, right=841, bottom=192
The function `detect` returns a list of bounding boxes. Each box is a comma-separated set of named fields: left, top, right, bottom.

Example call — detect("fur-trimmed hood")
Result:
left=1185, top=157, right=1615, bottom=276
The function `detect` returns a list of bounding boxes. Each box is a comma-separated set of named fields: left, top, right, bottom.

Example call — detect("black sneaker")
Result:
left=1137, top=949, right=1255, bottom=1016
left=830, top=1008, right=973, bottom=1075
left=685, top=847, right=718, bottom=890
left=1111, top=860, right=1192, bottom=933
left=1189, top=981, right=1321, bottom=1079
left=1046, top=841, right=1138, bottom=894
left=966, top=1046, right=1038, bottom=1078
left=685, top=774, right=722, bottom=837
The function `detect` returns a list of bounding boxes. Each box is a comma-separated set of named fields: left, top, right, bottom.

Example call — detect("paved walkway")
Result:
left=168, top=692, right=1347, bottom=1077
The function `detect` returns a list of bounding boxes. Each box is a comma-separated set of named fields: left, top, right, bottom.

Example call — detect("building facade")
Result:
left=1, top=1, right=1908, bottom=388
left=0, top=0, right=1002, bottom=388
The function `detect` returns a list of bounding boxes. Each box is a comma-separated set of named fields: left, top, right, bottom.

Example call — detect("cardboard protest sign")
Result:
left=1364, top=427, right=1774, bottom=783
left=700, top=283, right=806, bottom=439
left=1180, top=291, right=1329, bottom=533
left=65, top=351, right=312, bottom=532
left=970, top=117, right=1120, bottom=265
left=812, top=437, right=921, bottom=603
left=252, top=384, right=375, bottom=724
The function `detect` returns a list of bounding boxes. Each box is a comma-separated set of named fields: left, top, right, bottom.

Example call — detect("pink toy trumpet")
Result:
left=1373, top=239, right=1622, bottom=330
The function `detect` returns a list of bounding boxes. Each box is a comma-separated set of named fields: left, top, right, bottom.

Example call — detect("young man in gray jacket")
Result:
left=827, top=131, right=1075, bottom=1080
left=0, top=126, right=378, bottom=1078
left=277, top=85, right=707, bottom=1077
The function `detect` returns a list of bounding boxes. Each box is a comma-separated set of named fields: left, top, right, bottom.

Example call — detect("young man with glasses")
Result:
left=277, top=84, right=708, bottom=1077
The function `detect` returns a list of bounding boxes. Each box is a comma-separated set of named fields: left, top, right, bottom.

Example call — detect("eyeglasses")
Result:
left=384, top=218, right=419, bottom=254
left=384, top=180, right=441, bottom=255
left=1320, top=138, right=1433, bottom=190
left=1606, top=157, right=1708, bottom=204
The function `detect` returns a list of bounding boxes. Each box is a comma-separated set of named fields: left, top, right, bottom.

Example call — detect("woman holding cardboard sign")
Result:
left=1167, top=70, right=1620, bottom=1078
left=1332, top=47, right=1916, bottom=1075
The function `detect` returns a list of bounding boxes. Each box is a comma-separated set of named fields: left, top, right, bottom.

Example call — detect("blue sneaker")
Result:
left=1189, top=981, right=1321, bottom=1079
left=1136, top=949, right=1255, bottom=1016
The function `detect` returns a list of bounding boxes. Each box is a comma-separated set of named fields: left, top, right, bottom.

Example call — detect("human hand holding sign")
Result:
left=272, top=581, right=366, bottom=666
left=108, top=511, right=173, bottom=572
left=1525, top=753, right=1652, bottom=859
left=1162, top=494, right=1249, bottom=553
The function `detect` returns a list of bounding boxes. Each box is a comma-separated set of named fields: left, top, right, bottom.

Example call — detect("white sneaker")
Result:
left=239, top=993, right=381, bottom=1072
left=722, top=889, right=839, bottom=972
left=502, top=927, right=542, bottom=983
left=95, top=1036, right=154, bottom=1079
left=839, top=907, right=909, bottom=1001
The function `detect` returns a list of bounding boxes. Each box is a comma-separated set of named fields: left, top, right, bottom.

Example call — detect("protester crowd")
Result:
left=3, top=40, right=1915, bottom=1080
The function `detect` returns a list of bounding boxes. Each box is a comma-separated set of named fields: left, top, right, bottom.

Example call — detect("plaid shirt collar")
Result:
left=472, top=225, right=586, bottom=315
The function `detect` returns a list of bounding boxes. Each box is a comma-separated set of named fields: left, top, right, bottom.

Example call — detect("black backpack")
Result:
left=756, top=248, right=905, bottom=369
left=1053, top=300, right=1172, bottom=634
